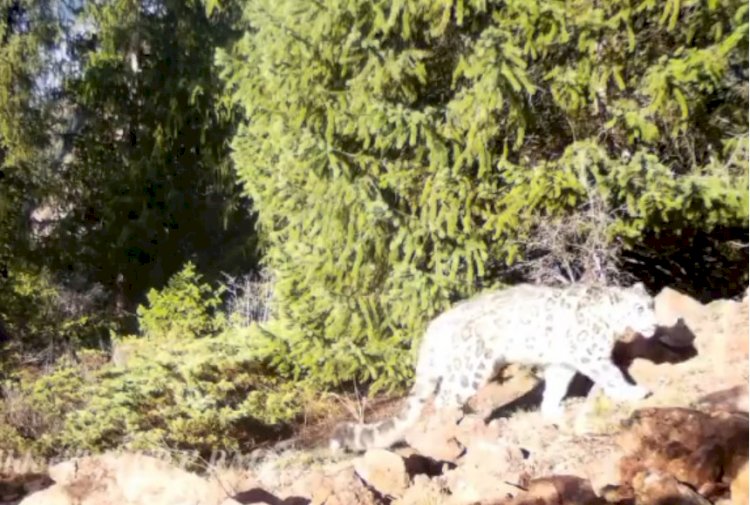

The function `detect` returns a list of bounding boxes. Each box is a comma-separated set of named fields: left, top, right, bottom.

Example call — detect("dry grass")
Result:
left=515, top=187, right=630, bottom=286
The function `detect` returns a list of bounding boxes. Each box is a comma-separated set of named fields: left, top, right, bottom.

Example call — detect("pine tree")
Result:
left=54, top=0, right=256, bottom=314
left=220, top=0, right=748, bottom=391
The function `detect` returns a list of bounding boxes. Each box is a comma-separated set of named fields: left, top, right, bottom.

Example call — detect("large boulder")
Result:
left=19, top=453, right=252, bottom=505
left=618, top=408, right=749, bottom=501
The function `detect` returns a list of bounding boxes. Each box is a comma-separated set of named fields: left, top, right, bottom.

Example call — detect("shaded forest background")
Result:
left=0, top=0, right=746, bottom=459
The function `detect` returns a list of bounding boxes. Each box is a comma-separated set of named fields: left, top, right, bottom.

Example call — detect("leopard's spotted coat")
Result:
left=330, top=282, right=658, bottom=452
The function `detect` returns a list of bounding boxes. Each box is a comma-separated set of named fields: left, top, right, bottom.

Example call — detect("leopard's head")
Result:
left=618, top=282, right=658, bottom=338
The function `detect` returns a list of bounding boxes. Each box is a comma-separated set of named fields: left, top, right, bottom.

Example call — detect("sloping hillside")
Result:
left=9, top=287, right=749, bottom=505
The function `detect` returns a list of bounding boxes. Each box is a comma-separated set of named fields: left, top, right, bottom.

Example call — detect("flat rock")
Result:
left=353, top=449, right=408, bottom=499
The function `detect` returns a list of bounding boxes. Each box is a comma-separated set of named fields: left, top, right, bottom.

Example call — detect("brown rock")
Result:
left=301, top=470, right=329, bottom=505
left=392, top=475, right=447, bottom=505
left=443, top=440, right=526, bottom=505
left=707, top=296, right=750, bottom=363
left=632, top=470, right=713, bottom=505
left=455, top=414, right=503, bottom=450
left=404, top=409, right=465, bottom=462
left=509, top=475, right=605, bottom=505
left=653, top=287, right=749, bottom=376
left=697, top=384, right=749, bottom=413
left=618, top=408, right=749, bottom=500
left=305, top=467, right=378, bottom=505
left=20, top=452, right=253, bottom=505
left=353, top=449, right=409, bottom=499
left=586, top=453, right=623, bottom=500
left=398, top=411, right=500, bottom=487
left=654, top=287, right=705, bottom=328
left=468, top=365, right=539, bottom=418
left=732, top=462, right=748, bottom=505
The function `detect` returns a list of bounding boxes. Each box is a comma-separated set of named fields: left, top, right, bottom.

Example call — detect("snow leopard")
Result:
left=330, top=282, right=658, bottom=452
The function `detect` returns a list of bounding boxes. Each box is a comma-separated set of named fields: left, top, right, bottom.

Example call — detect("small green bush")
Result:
left=0, top=357, right=89, bottom=455
left=137, top=262, right=226, bottom=340
left=0, top=261, right=319, bottom=459
left=0, top=327, right=320, bottom=458
left=55, top=327, right=311, bottom=456
left=0, top=267, right=111, bottom=358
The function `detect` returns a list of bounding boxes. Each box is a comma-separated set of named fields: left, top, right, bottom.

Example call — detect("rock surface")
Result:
left=632, top=470, right=714, bottom=505
left=353, top=449, right=409, bottom=499
left=510, top=475, right=606, bottom=505
left=617, top=408, right=749, bottom=500
left=18, top=453, right=254, bottom=505
left=302, top=466, right=378, bottom=505
left=731, top=462, right=748, bottom=505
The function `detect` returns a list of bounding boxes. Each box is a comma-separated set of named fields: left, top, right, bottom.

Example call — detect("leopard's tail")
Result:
left=329, top=373, right=439, bottom=452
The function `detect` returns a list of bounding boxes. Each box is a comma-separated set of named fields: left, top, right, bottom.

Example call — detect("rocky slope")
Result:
left=7, top=286, right=749, bottom=505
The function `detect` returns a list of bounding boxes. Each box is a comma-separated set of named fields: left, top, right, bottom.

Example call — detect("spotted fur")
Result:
left=330, top=282, right=658, bottom=452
